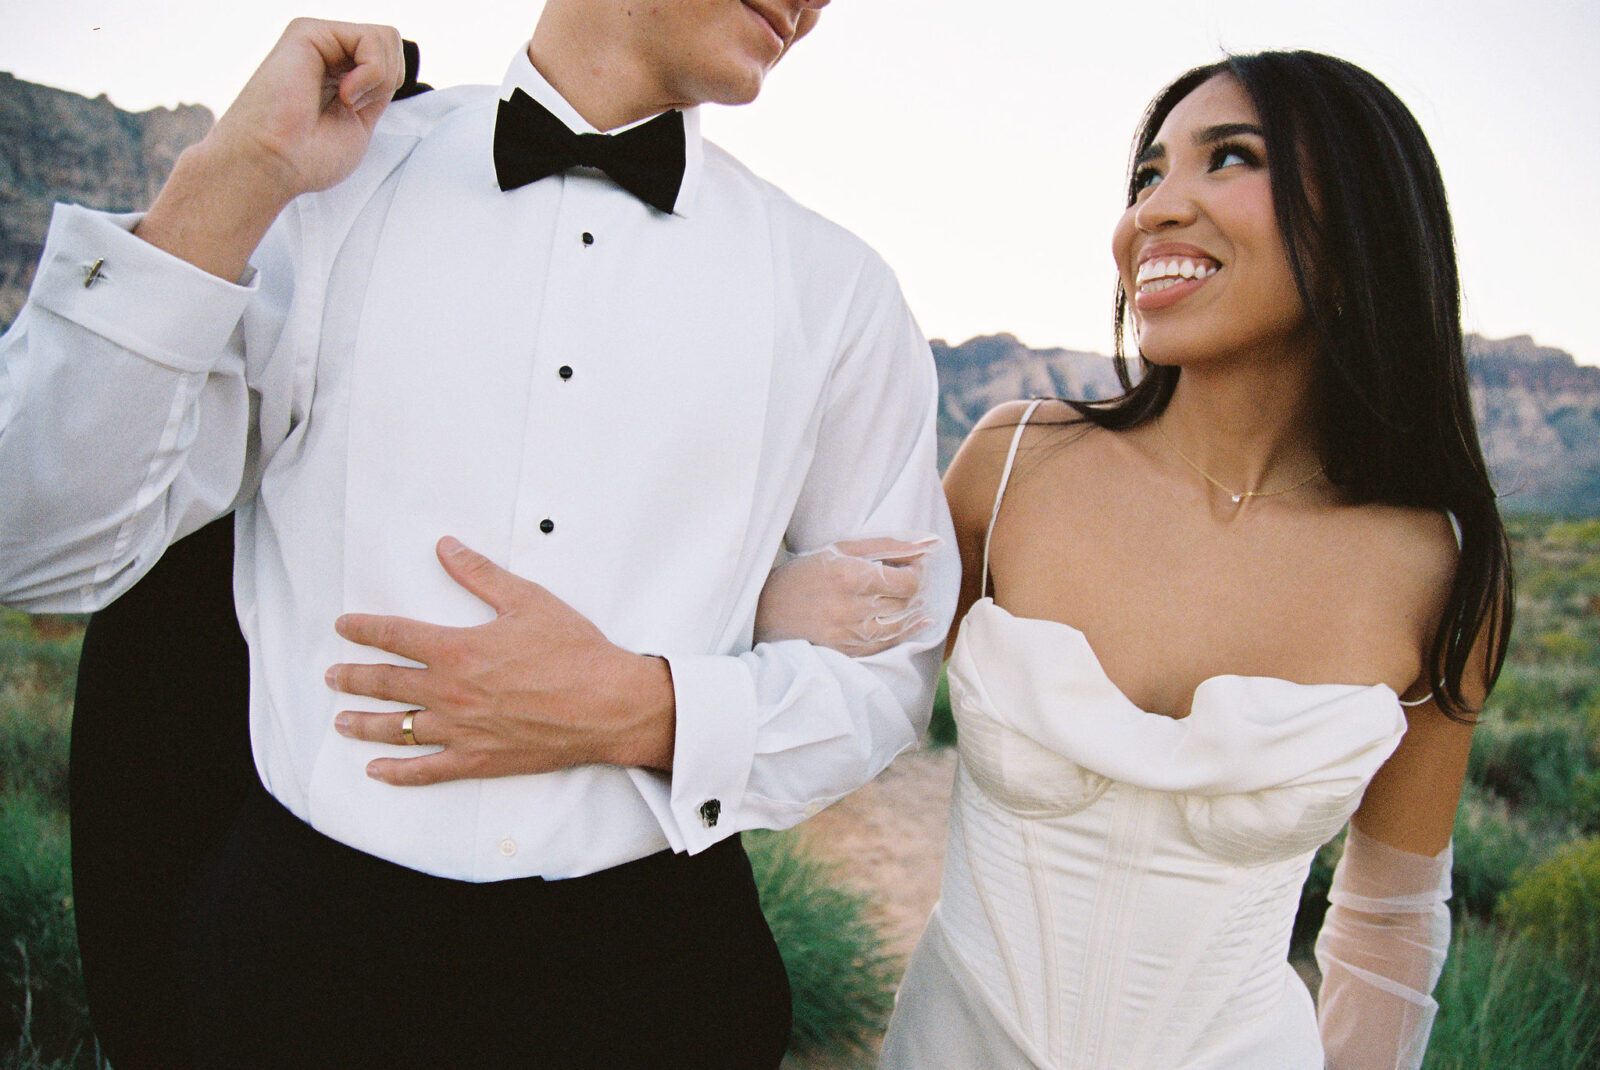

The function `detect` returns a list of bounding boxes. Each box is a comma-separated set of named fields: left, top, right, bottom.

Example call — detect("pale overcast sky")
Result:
left=2, top=0, right=1595, bottom=364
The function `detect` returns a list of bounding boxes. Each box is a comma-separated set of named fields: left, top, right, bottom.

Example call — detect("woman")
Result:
left=768, top=50, right=1510, bottom=1068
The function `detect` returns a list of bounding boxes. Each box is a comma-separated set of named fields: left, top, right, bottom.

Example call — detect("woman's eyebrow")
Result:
left=1195, top=121, right=1265, bottom=144
left=1134, top=122, right=1264, bottom=169
left=1134, top=142, right=1167, bottom=168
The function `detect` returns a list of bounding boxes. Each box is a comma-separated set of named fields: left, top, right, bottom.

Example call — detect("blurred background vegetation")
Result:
left=3, top=515, right=1598, bottom=1068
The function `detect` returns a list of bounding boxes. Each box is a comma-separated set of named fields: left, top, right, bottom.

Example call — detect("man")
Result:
left=0, top=2, right=955, bottom=1066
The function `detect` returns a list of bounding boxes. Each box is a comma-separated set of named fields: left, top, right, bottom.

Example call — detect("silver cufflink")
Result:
left=698, top=799, right=721, bottom=828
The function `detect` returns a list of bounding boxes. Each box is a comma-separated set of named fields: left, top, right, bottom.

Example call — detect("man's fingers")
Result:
left=365, top=751, right=464, bottom=787
left=287, top=19, right=400, bottom=111
left=436, top=537, right=535, bottom=615
left=326, top=659, right=433, bottom=704
left=334, top=707, right=435, bottom=745
left=334, top=611, right=453, bottom=663
left=342, top=25, right=406, bottom=112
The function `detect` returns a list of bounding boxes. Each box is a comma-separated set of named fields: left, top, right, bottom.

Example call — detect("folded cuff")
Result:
left=28, top=203, right=256, bottom=374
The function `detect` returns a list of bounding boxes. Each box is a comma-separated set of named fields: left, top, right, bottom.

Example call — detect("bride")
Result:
left=768, top=49, right=1510, bottom=1069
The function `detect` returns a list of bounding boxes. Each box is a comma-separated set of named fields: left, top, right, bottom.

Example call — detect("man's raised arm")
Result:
left=137, top=20, right=407, bottom=279
left=0, top=20, right=405, bottom=611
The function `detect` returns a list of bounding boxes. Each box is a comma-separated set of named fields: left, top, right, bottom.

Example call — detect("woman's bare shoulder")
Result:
left=945, top=401, right=1097, bottom=507
left=1346, top=502, right=1460, bottom=597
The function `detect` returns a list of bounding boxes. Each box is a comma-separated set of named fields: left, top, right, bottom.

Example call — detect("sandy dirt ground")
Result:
left=799, top=746, right=957, bottom=963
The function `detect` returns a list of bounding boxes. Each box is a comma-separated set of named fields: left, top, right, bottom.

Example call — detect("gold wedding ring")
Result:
left=401, top=710, right=419, bottom=746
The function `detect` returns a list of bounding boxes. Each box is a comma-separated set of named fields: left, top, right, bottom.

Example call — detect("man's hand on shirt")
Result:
left=327, top=537, right=677, bottom=785
left=135, top=19, right=407, bottom=282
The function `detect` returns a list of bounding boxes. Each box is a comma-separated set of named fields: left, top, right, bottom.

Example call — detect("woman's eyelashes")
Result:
left=1209, top=140, right=1263, bottom=172
left=1132, top=139, right=1266, bottom=196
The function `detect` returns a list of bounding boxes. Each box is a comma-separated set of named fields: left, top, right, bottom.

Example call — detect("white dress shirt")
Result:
left=0, top=49, right=958, bottom=881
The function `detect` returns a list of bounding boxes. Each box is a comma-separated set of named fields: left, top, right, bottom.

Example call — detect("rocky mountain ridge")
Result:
left=0, top=71, right=212, bottom=326
left=933, top=333, right=1600, bottom=514
left=3, top=72, right=1595, bottom=514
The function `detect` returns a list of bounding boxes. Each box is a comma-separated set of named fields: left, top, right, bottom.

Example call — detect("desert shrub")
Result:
left=0, top=616, right=82, bottom=699
left=0, top=793, right=94, bottom=1070
left=0, top=694, right=71, bottom=810
left=1484, top=662, right=1597, bottom=723
left=927, top=666, right=956, bottom=747
left=1545, top=518, right=1600, bottom=548
left=1423, top=920, right=1600, bottom=1070
left=1468, top=715, right=1598, bottom=822
left=1497, top=837, right=1600, bottom=981
left=747, top=829, right=899, bottom=1059
left=1449, top=785, right=1566, bottom=919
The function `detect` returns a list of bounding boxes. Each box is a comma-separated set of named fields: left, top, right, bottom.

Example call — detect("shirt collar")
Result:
left=499, top=45, right=704, bottom=218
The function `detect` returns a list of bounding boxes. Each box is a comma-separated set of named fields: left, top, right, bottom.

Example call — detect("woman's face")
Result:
left=1112, top=74, right=1313, bottom=369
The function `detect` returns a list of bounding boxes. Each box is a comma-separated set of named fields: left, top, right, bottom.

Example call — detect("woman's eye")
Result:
left=1133, top=167, right=1162, bottom=192
left=1211, top=144, right=1259, bottom=171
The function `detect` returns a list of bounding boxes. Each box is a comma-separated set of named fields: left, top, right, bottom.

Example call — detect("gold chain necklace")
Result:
left=1155, top=418, right=1325, bottom=505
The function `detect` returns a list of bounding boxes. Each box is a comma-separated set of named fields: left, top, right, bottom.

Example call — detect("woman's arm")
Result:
left=1316, top=557, right=1489, bottom=1070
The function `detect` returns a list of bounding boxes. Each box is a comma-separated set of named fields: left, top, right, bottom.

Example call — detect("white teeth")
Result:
left=1136, top=257, right=1218, bottom=292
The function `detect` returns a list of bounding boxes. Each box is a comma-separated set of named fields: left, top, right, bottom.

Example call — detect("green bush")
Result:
left=926, top=666, right=956, bottom=748
left=0, top=616, right=83, bottom=699
left=1483, top=662, right=1597, bottom=724
left=0, top=693, right=71, bottom=810
left=1468, top=715, right=1598, bottom=822
left=1498, top=837, right=1600, bottom=980
left=0, top=793, right=95, bottom=1070
left=747, top=829, right=899, bottom=1060
left=1449, top=785, right=1566, bottom=919
left=1423, top=920, right=1600, bottom=1069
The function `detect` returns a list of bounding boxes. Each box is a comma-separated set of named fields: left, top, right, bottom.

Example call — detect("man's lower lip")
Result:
left=1134, top=275, right=1211, bottom=312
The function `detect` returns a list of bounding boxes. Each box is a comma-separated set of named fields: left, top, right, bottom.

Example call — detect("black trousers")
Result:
left=178, top=784, right=792, bottom=1069
left=70, top=517, right=254, bottom=1070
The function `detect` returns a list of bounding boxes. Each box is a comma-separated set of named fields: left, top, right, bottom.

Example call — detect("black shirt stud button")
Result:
left=539, top=519, right=555, bottom=534
left=581, top=232, right=594, bottom=246
left=698, top=799, right=721, bottom=828
left=558, top=365, right=573, bottom=380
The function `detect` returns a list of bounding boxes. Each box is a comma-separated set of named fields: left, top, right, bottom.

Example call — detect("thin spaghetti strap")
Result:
left=981, top=399, right=1046, bottom=600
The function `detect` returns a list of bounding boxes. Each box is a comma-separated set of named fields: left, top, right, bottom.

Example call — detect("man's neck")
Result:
left=526, top=19, right=672, bottom=132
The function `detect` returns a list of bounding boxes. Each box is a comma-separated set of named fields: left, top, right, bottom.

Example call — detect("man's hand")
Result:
left=327, top=537, right=676, bottom=786
left=135, top=19, right=407, bottom=280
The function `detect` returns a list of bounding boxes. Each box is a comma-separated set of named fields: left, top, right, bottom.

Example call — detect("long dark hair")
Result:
left=1072, top=51, right=1511, bottom=718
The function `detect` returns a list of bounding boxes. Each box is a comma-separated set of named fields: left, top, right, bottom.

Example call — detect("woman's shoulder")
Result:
left=1336, top=501, right=1461, bottom=611
left=1346, top=501, right=1457, bottom=563
left=944, top=399, right=1118, bottom=534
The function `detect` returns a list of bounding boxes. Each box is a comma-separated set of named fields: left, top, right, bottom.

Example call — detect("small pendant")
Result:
left=1230, top=493, right=1243, bottom=504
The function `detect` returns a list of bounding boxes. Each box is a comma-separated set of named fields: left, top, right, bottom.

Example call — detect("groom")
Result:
left=0, top=2, right=956, bottom=1066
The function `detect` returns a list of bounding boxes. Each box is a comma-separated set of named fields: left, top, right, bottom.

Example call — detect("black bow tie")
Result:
left=493, top=89, right=686, bottom=214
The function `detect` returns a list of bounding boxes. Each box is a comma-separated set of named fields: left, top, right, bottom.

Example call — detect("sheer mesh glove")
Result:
left=753, top=534, right=940, bottom=656
left=1315, top=823, right=1453, bottom=1070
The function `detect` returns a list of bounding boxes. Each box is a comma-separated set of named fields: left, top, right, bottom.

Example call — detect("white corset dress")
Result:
left=879, top=598, right=1408, bottom=1069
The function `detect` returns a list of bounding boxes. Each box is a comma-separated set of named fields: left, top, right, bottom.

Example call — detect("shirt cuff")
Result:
left=662, top=652, right=759, bottom=854
left=28, top=203, right=256, bottom=374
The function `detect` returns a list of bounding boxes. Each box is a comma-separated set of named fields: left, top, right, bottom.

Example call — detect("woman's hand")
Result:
left=754, top=535, right=940, bottom=656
